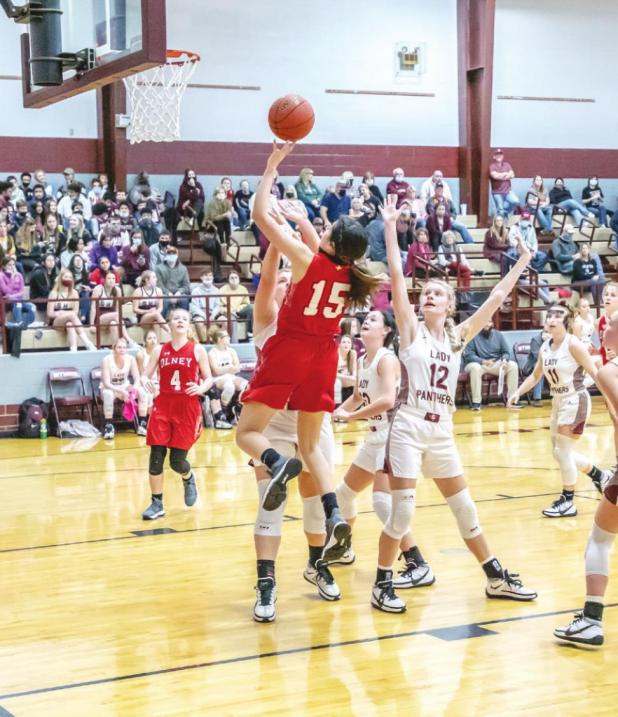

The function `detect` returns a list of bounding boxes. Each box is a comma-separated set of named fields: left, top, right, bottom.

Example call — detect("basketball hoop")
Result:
left=123, top=50, right=200, bottom=144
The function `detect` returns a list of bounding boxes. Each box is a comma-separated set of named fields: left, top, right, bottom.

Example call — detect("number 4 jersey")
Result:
left=397, top=323, right=462, bottom=422
left=158, top=340, right=201, bottom=395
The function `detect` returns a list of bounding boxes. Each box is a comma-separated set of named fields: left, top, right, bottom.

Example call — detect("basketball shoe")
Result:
left=543, top=494, right=577, bottom=518
left=142, top=497, right=165, bottom=521
left=393, top=557, right=436, bottom=589
left=303, top=560, right=341, bottom=601
left=554, top=612, right=603, bottom=646
left=328, top=548, right=356, bottom=566
left=371, top=580, right=406, bottom=613
left=322, top=508, right=351, bottom=562
left=261, top=457, right=303, bottom=511
left=103, top=423, right=115, bottom=440
left=183, top=473, right=198, bottom=507
left=253, top=577, right=276, bottom=623
left=485, top=570, right=538, bottom=601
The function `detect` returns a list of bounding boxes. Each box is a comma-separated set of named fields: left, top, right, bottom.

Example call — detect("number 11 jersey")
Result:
left=398, top=323, right=462, bottom=422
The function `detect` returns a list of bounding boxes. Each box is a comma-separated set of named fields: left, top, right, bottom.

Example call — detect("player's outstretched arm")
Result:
left=253, top=142, right=313, bottom=281
left=380, top=194, right=417, bottom=347
left=278, top=200, right=320, bottom=252
left=459, top=239, right=531, bottom=343
left=508, top=353, right=543, bottom=407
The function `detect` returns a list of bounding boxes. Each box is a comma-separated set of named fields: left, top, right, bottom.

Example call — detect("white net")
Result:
left=123, top=51, right=199, bottom=144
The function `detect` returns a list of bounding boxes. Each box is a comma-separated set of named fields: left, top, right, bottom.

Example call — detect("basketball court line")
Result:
left=0, top=488, right=585, bottom=555
left=1, top=603, right=615, bottom=702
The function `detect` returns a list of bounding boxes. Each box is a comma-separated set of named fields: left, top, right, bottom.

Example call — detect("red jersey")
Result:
left=598, top=316, right=609, bottom=364
left=158, top=340, right=200, bottom=395
left=277, top=252, right=352, bottom=337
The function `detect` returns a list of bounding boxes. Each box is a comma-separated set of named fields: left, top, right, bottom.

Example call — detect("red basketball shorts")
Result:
left=147, top=394, right=202, bottom=450
left=242, top=333, right=338, bottom=412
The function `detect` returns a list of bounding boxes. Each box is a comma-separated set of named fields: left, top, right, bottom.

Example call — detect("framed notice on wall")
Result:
left=394, top=42, right=425, bottom=82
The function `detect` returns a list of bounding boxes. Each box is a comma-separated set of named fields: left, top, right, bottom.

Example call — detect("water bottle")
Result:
left=39, top=418, right=48, bottom=440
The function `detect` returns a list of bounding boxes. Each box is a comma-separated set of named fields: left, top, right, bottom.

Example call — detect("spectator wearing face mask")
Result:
left=177, top=168, right=205, bottom=225
left=217, top=271, right=253, bottom=339
left=29, top=252, right=58, bottom=303
left=582, top=176, right=609, bottom=228
left=32, top=169, right=53, bottom=199
left=121, top=230, right=150, bottom=286
left=349, top=196, right=370, bottom=227
left=149, top=231, right=172, bottom=268
left=571, top=242, right=605, bottom=305
left=507, top=211, right=547, bottom=272
left=320, top=181, right=351, bottom=226
left=551, top=225, right=579, bottom=274
left=116, top=201, right=136, bottom=239
left=204, top=186, right=233, bottom=245
left=361, top=171, right=384, bottom=205
left=386, top=168, right=410, bottom=208
left=463, top=319, right=520, bottom=411
left=155, top=246, right=191, bottom=316
left=233, top=180, right=254, bottom=229
left=190, top=269, right=222, bottom=342
left=136, top=207, right=160, bottom=247
left=88, top=178, right=105, bottom=205
left=281, top=185, right=307, bottom=220
left=548, top=178, right=593, bottom=227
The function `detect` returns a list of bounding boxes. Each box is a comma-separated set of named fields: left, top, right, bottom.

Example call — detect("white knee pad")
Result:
left=553, top=434, right=578, bottom=486
left=585, top=522, right=616, bottom=577
left=101, top=388, right=115, bottom=417
left=372, top=490, right=392, bottom=526
left=446, top=488, right=482, bottom=540
left=221, top=379, right=235, bottom=406
left=335, top=481, right=358, bottom=521
left=254, top=479, right=286, bottom=537
left=302, top=495, right=325, bottom=535
left=384, top=489, right=415, bottom=540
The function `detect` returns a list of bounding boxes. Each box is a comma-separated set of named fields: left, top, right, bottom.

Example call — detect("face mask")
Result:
left=590, top=180, right=598, bottom=188
left=216, top=194, right=226, bottom=201
left=519, top=221, right=529, bottom=230
left=140, top=218, right=152, bottom=226
left=62, top=278, right=73, bottom=287
left=132, top=238, right=142, bottom=246
left=166, top=255, right=177, bottom=267
left=202, top=277, right=213, bottom=287
left=159, top=242, right=170, bottom=251
left=285, top=192, right=295, bottom=198
left=119, top=212, right=130, bottom=219
left=365, top=179, right=373, bottom=186
left=229, top=277, right=239, bottom=287
left=394, top=174, right=404, bottom=182
left=337, top=189, right=346, bottom=198
left=94, top=187, right=102, bottom=196
left=481, top=328, right=492, bottom=338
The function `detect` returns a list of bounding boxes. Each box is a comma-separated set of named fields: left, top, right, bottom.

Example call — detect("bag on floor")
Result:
left=18, top=397, right=48, bottom=438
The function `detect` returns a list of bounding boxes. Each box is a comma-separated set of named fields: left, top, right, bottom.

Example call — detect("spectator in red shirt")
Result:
left=89, top=255, right=120, bottom=287
left=404, top=227, right=437, bottom=277
left=385, top=167, right=410, bottom=207
left=489, top=148, right=520, bottom=217
left=426, top=203, right=453, bottom=251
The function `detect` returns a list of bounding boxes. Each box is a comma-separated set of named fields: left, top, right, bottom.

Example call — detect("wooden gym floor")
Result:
left=1, top=398, right=618, bottom=716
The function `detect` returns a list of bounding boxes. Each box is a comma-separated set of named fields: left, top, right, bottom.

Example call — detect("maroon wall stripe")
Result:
left=1, top=137, right=618, bottom=178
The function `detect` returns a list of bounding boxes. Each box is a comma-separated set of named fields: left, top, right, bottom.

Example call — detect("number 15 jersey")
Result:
left=398, top=323, right=462, bottom=422
left=277, top=251, right=351, bottom=337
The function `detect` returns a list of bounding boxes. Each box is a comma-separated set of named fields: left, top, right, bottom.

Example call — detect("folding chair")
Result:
left=512, top=342, right=533, bottom=405
left=90, top=367, right=139, bottom=431
left=48, top=367, right=93, bottom=438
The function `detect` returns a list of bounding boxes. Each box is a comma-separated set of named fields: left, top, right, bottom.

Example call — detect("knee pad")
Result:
left=221, top=380, right=235, bottom=406
left=169, top=448, right=190, bottom=475
left=101, top=388, right=114, bottom=416
left=553, top=434, right=578, bottom=486
left=585, top=523, right=616, bottom=576
left=255, top=479, right=286, bottom=536
left=372, top=490, right=392, bottom=526
left=149, top=445, right=167, bottom=476
left=335, top=481, right=358, bottom=521
left=207, top=385, right=221, bottom=401
left=384, top=488, right=415, bottom=540
left=446, top=488, right=482, bottom=540
left=302, top=495, right=325, bottom=535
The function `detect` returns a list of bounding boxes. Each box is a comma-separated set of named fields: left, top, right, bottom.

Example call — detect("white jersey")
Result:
left=398, top=323, right=462, bottom=421
left=106, top=355, right=131, bottom=388
left=574, top=315, right=595, bottom=347
left=211, top=347, right=234, bottom=372
left=358, top=347, right=396, bottom=434
left=541, top=334, right=585, bottom=398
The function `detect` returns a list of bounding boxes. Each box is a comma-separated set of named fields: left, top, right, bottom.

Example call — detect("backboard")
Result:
left=22, top=0, right=166, bottom=108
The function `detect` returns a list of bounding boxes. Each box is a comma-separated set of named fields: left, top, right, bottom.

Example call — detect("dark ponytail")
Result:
left=330, top=216, right=382, bottom=309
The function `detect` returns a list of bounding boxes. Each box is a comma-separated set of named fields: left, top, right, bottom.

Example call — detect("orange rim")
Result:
left=165, top=49, right=201, bottom=66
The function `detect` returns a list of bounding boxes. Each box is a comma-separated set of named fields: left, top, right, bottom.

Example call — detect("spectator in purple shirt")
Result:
left=89, top=231, right=119, bottom=271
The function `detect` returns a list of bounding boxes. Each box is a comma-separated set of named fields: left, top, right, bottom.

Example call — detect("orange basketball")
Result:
left=268, top=94, right=315, bottom=142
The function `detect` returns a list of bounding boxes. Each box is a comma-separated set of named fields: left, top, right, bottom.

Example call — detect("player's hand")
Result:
left=516, top=237, right=531, bottom=263
left=379, top=194, right=404, bottom=224
left=267, top=140, right=295, bottom=171
left=278, top=199, right=307, bottom=224
left=507, top=390, right=520, bottom=408
left=185, top=382, right=203, bottom=396
left=333, top=407, right=351, bottom=422
left=141, top=376, right=155, bottom=394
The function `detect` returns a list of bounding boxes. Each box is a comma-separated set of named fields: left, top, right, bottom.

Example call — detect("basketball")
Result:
left=268, top=94, right=315, bottom=141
